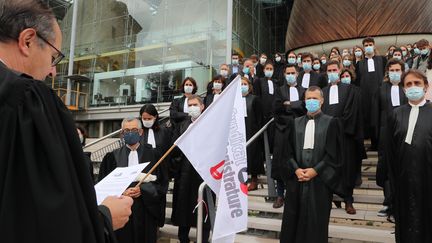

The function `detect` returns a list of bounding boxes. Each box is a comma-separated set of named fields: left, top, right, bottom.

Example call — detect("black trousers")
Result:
left=178, top=226, right=210, bottom=243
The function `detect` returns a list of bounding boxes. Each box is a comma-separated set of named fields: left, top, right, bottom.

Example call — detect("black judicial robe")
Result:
left=296, top=71, right=327, bottom=89
left=271, top=84, right=306, bottom=180
left=244, top=94, right=265, bottom=175
left=274, top=61, right=286, bottom=82
left=169, top=96, right=189, bottom=129
left=322, top=83, right=363, bottom=195
left=371, top=82, right=407, bottom=187
left=385, top=103, right=432, bottom=243
left=170, top=119, right=212, bottom=229
left=99, top=144, right=166, bottom=243
left=0, top=63, right=115, bottom=243
left=204, top=93, right=221, bottom=109
left=354, top=56, right=387, bottom=137
left=140, top=126, right=172, bottom=182
left=280, top=113, right=343, bottom=243
left=256, top=63, right=265, bottom=78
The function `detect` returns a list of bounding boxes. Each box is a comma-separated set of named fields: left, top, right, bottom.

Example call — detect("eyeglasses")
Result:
left=36, top=32, right=65, bottom=66
left=121, top=128, right=140, bottom=134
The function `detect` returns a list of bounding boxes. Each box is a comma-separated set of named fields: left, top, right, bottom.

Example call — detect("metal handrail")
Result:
left=246, top=117, right=274, bottom=146
left=83, top=91, right=208, bottom=149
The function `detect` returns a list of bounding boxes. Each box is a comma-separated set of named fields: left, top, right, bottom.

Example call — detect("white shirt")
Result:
left=183, top=97, right=189, bottom=113
left=301, top=73, right=311, bottom=88
left=329, top=84, right=339, bottom=105
left=147, top=129, right=156, bottom=148
left=267, top=80, right=274, bottom=95
left=405, top=99, right=427, bottom=145
left=127, top=145, right=140, bottom=166
left=390, top=86, right=400, bottom=106
left=289, top=87, right=299, bottom=101
left=303, top=119, right=315, bottom=149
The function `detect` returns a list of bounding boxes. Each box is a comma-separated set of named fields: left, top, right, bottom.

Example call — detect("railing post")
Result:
left=197, top=182, right=207, bottom=243
left=263, top=130, right=277, bottom=198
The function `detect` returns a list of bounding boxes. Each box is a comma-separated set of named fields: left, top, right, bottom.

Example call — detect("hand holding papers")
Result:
left=95, top=162, right=150, bottom=205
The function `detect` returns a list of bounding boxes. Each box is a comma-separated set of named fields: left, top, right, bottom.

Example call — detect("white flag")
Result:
left=174, top=76, right=248, bottom=243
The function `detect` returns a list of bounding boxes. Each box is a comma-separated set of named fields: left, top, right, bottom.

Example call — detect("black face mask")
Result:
left=123, top=131, right=141, bottom=145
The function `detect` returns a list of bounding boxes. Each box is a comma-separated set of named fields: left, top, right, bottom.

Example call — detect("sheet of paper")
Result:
left=301, top=73, right=310, bottom=88
left=267, top=80, right=274, bottom=95
left=289, top=87, right=299, bottom=101
left=367, top=58, right=375, bottom=72
left=391, top=86, right=400, bottom=106
left=329, top=85, right=339, bottom=105
left=95, top=162, right=150, bottom=205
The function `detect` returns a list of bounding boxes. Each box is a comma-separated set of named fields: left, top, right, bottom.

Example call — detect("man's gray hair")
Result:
left=0, top=0, right=56, bottom=45
left=121, top=117, right=142, bottom=129
left=306, top=86, right=324, bottom=98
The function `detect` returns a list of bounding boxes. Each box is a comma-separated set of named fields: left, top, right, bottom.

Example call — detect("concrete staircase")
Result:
left=158, top=150, right=396, bottom=243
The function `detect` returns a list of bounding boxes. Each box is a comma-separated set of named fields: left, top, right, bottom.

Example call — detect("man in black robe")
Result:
left=280, top=86, right=344, bottom=243
left=99, top=118, right=166, bottom=243
left=296, top=52, right=327, bottom=89
left=0, top=1, right=132, bottom=242
left=171, top=95, right=212, bottom=243
left=272, top=64, right=306, bottom=208
left=354, top=37, right=387, bottom=150
left=385, top=70, right=432, bottom=242
left=322, top=61, right=363, bottom=214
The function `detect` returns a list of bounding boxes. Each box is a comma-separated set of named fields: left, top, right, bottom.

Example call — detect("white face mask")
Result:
left=260, top=57, right=267, bottom=65
left=213, top=82, right=223, bottom=90
left=220, top=69, right=228, bottom=77
left=79, top=134, right=84, bottom=144
left=142, top=119, right=155, bottom=128
left=188, top=105, right=201, bottom=119
left=184, top=85, right=193, bottom=94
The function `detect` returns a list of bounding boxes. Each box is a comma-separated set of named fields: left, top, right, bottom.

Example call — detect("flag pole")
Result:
left=135, top=144, right=177, bottom=188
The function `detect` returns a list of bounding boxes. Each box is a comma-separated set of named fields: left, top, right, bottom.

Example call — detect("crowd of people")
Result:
left=1, top=1, right=431, bottom=243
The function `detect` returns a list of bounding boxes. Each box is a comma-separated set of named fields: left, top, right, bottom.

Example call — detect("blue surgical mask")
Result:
left=232, top=59, right=239, bottom=65
left=405, top=86, right=425, bottom=101
left=313, top=64, right=321, bottom=71
left=393, top=55, right=402, bottom=60
left=264, top=70, right=273, bottom=78
left=285, top=74, right=297, bottom=85
left=241, top=85, right=249, bottom=95
left=343, top=60, right=352, bottom=67
left=321, top=59, right=327, bottom=65
left=402, top=51, right=407, bottom=57
left=341, top=77, right=351, bottom=84
left=414, top=48, right=420, bottom=55
left=328, top=72, right=339, bottom=83
left=421, top=48, right=430, bottom=56
left=305, top=99, right=321, bottom=113
left=297, top=57, right=302, bottom=64
left=388, top=72, right=401, bottom=84
left=288, top=58, right=296, bottom=64
left=355, top=51, right=363, bottom=57
left=303, top=62, right=312, bottom=71
left=365, top=46, right=374, bottom=54
left=243, top=67, right=250, bottom=74
left=123, top=131, right=141, bottom=145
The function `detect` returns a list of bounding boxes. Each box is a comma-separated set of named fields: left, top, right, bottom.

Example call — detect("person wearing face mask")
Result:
left=322, top=61, right=363, bottom=215
left=274, top=52, right=286, bottom=81
left=219, top=63, right=230, bottom=81
left=99, top=117, right=163, bottom=243
left=255, top=53, right=267, bottom=78
left=287, top=51, right=297, bottom=66
left=354, top=37, right=387, bottom=151
left=279, top=86, right=344, bottom=243
left=342, top=54, right=355, bottom=72
left=271, top=65, right=306, bottom=209
left=77, top=126, right=95, bottom=182
left=412, top=39, right=430, bottom=73
left=204, top=75, right=225, bottom=108
left=353, top=46, right=364, bottom=64
left=139, top=104, right=172, bottom=181
left=169, top=77, right=197, bottom=132
left=392, top=48, right=409, bottom=72
left=384, top=70, right=432, bottom=243
left=170, top=95, right=213, bottom=243
left=229, top=53, right=242, bottom=75
left=370, top=59, right=407, bottom=221
left=296, top=52, right=326, bottom=89
left=241, top=77, right=264, bottom=191
left=386, top=45, right=397, bottom=60
left=233, top=58, right=257, bottom=84
left=312, top=57, right=322, bottom=73
left=320, top=54, right=328, bottom=69
left=400, top=45, right=413, bottom=69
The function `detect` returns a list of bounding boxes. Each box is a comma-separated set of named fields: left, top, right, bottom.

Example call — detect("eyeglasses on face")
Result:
left=36, top=32, right=65, bottom=66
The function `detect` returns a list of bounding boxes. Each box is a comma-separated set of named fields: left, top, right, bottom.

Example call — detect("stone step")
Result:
left=162, top=210, right=394, bottom=243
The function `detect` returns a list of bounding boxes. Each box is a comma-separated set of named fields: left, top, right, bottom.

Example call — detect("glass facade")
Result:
left=45, top=0, right=280, bottom=109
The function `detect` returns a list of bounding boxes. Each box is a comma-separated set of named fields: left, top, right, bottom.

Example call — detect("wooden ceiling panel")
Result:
left=286, top=0, right=432, bottom=50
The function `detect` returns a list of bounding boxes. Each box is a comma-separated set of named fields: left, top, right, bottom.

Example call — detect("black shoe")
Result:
left=333, top=201, right=342, bottom=208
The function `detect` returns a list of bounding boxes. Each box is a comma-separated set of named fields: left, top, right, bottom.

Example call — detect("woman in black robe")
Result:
left=385, top=70, right=432, bottom=243
left=169, top=77, right=198, bottom=132
left=204, top=75, right=224, bottom=108
left=241, top=77, right=264, bottom=191
left=371, top=59, right=407, bottom=218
